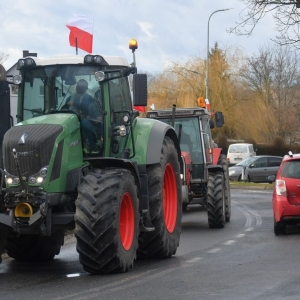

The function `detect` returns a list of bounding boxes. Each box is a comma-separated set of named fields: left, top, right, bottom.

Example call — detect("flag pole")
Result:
left=76, top=37, right=78, bottom=55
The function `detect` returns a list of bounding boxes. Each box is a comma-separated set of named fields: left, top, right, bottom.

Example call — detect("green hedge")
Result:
left=216, top=135, right=300, bottom=157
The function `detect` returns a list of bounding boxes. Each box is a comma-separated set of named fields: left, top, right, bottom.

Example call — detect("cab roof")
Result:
left=24, top=55, right=130, bottom=67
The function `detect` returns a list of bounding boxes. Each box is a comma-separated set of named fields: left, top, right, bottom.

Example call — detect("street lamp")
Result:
left=205, top=8, right=233, bottom=103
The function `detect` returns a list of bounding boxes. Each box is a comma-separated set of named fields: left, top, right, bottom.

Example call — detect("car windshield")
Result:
left=236, top=156, right=257, bottom=167
left=228, top=145, right=248, bottom=153
left=281, top=160, right=300, bottom=178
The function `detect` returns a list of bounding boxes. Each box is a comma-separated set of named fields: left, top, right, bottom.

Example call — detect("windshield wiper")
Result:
left=23, top=108, right=44, bottom=117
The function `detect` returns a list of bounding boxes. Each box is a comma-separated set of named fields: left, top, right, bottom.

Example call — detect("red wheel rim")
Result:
left=119, top=192, right=135, bottom=250
left=163, top=163, right=178, bottom=233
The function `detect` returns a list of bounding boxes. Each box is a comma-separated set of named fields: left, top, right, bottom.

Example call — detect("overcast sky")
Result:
left=1, top=0, right=278, bottom=74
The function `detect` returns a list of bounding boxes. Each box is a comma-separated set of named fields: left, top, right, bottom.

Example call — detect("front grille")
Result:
left=3, top=124, right=63, bottom=177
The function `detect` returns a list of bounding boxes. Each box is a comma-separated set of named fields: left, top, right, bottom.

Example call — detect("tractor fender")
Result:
left=207, top=164, right=223, bottom=173
left=212, top=148, right=222, bottom=165
left=133, top=118, right=181, bottom=166
left=88, top=157, right=141, bottom=186
left=146, top=121, right=181, bottom=165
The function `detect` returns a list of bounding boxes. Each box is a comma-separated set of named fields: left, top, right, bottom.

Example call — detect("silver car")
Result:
left=228, top=155, right=283, bottom=182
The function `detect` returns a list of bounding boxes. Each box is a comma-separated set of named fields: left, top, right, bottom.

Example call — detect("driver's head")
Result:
left=76, top=79, right=88, bottom=94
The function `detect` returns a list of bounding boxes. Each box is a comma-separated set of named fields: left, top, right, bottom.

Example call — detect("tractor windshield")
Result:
left=21, top=65, right=104, bottom=120
left=158, top=117, right=204, bottom=164
left=21, top=64, right=133, bottom=156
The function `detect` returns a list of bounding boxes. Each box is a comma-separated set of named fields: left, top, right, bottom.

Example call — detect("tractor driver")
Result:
left=64, top=79, right=102, bottom=152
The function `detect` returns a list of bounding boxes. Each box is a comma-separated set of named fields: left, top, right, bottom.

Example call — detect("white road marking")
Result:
left=247, top=208, right=262, bottom=226
left=207, top=248, right=221, bottom=254
left=235, top=233, right=246, bottom=238
left=186, top=257, right=203, bottom=263
left=245, top=227, right=254, bottom=232
left=223, top=240, right=235, bottom=245
left=233, top=201, right=252, bottom=227
left=66, top=273, right=81, bottom=278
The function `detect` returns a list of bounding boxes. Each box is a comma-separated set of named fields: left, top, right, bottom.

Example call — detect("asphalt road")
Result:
left=1, top=189, right=300, bottom=300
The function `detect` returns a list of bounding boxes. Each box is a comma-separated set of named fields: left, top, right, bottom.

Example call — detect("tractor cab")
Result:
left=12, top=54, right=146, bottom=159
left=147, top=107, right=216, bottom=180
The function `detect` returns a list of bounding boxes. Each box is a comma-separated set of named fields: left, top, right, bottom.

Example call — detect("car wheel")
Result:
left=274, top=218, right=286, bottom=236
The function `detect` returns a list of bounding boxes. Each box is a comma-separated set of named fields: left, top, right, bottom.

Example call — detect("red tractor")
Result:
left=147, top=103, right=231, bottom=228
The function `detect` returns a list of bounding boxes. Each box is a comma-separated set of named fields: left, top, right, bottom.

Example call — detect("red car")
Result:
left=272, top=152, right=300, bottom=235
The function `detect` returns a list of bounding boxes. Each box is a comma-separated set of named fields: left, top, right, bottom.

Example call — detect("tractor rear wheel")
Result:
left=0, top=194, right=6, bottom=263
left=137, top=136, right=182, bottom=258
left=5, top=230, right=64, bottom=261
left=207, top=171, right=226, bottom=228
left=218, top=154, right=231, bottom=222
left=75, top=168, right=139, bottom=274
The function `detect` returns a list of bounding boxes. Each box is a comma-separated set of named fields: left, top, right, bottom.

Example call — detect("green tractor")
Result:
left=0, top=41, right=182, bottom=273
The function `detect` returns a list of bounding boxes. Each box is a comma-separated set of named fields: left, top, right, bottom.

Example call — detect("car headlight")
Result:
left=229, top=170, right=236, bottom=176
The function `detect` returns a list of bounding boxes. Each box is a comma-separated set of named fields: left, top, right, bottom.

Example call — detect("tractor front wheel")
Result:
left=218, top=154, right=231, bottom=222
left=5, top=230, right=64, bottom=261
left=138, top=136, right=182, bottom=258
left=75, top=168, right=139, bottom=274
left=207, top=171, right=226, bottom=228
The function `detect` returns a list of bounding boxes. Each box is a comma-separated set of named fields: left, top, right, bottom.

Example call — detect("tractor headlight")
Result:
left=147, top=113, right=158, bottom=119
left=119, top=125, right=126, bottom=136
left=4, top=170, right=20, bottom=185
left=84, top=55, right=103, bottom=64
left=95, top=71, right=105, bottom=82
left=13, top=74, right=22, bottom=85
left=28, top=166, right=48, bottom=184
left=6, top=176, right=20, bottom=185
left=17, top=58, right=36, bottom=70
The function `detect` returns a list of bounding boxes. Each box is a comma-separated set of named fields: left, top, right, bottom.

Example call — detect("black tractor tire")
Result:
left=182, top=203, right=188, bottom=212
left=5, top=230, right=64, bottom=261
left=137, top=136, right=182, bottom=259
left=0, top=228, right=7, bottom=264
left=207, top=171, right=226, bottom=228
left=75, top=168, right=139, bottom=274
left=274, top=218, right=286, bottom=236
left=218, top=154, right=231, bottom=222
left=0, top=194, right=6, bottom=263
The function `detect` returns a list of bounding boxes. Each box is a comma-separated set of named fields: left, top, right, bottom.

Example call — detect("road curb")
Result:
left=230, top=185, right=273, bottom=190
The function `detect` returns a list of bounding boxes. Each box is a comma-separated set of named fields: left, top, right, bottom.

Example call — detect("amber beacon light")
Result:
left=129, top=39, right=138, bottom=52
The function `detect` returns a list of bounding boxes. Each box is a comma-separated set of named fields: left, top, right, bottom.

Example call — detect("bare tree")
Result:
left=239, top=43, right=300, bottom=143
left=231, top=1, right=300, bottom=47
left=0, top=52, right=9, bottom=65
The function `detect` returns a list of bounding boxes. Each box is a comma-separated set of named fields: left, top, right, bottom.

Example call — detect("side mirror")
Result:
left=267, top=174, right=276, bottom=183
left=133, top=74, right=147, bottom=107
left=214, top=111, right=224, bottom=127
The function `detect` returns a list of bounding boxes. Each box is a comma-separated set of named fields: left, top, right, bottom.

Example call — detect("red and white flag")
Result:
left=66, top=15, right=94, bottom=53
left=134, top=106, right=146, bottom=113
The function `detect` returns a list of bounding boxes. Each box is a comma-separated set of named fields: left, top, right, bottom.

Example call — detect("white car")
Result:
left=227, top=143, right=256, bottom=165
